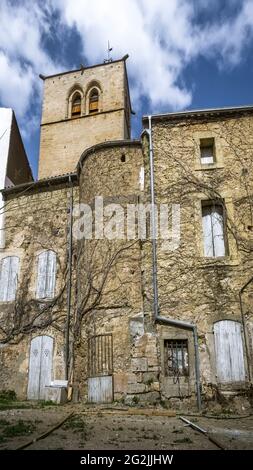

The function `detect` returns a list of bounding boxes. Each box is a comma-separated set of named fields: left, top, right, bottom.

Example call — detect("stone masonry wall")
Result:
left=0, top=181, right=79, bottom=399
left=141, top=113, right=253, bottom=408
left=75, top=141, right=161, bottom=403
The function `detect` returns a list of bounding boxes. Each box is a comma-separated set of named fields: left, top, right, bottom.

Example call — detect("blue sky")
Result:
left=0, top=0, right=253, bottom=179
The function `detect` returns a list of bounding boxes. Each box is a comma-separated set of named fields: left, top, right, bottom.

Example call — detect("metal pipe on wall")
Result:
left=65, top=175, right=74, bottom=380
left=147, top=115, right=202, bottom=411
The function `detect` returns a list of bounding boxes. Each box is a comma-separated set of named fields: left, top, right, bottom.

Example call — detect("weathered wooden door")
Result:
left=27, top=335, right=53, bottom=399
left=214, top=320, right=245, bottom=383
left=88, top=334, right=113, bottom=403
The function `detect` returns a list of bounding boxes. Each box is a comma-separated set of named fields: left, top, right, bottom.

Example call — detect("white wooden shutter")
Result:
left=39, top=335, right=54, bottom=398
left=214, top=320, right=245, bottom=383
left=0, top=256, right=19, bottom=301
left=27, top=335, right=54, bottom=399
left=202, top=206, right=213, bottom=257
left=8, top=256, right=19, bottom=301
left=202, top=205, right=225, bottom=257
left=36, top=251, right=47, bottom=298
left=212, top=206, right=225, bottom=257
left=36, top=251, right=56, bottom=299
left=45, top=251, right=56, bottom=298
left=0, top=257, right=9, bottom=301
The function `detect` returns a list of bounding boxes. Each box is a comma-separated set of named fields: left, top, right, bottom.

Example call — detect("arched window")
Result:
left=0, top=256, right=19, bottom=301
left=89, top=88, right=99, bottom=114
left=214, top=320, right=245, bottom=383
left=71, top=92, right=81, bottom=117
left=36, top=250, right=56, bottom=299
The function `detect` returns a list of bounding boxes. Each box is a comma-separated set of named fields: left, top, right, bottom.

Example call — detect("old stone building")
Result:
left=0, top=57, right=252, bottom=410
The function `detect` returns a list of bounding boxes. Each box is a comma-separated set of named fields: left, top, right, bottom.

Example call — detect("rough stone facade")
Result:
left=0, top=59, right=253, bottom=411
left=141, top=111, right=253, bottom=409
left=39, top=59, right=131, bottom=179
left=75, top=141, right=161, bottom=402
left=0, top=177, right=79, bottom=398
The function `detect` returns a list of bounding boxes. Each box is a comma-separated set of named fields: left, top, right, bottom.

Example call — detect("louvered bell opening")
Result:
left=71, top=95, right=81, bottom=117
left=89, top=92, right=99, bottom=113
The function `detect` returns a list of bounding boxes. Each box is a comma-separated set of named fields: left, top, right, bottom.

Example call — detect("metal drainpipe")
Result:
left=239, top=275, right=253, bottom=384
left=147, top=115, right=202, bottom=411
left=65, top=175, right=73, bottom=380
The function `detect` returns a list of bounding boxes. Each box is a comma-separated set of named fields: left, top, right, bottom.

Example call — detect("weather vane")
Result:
left=104, top=41, right=113, bottom=63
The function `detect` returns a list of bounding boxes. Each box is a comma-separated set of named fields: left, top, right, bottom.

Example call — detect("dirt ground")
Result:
left=0, top=403, right=253, bottom=450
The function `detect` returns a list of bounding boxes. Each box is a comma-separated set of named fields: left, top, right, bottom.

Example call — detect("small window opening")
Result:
left=200, top=138, right=215, bottom=164
left=71, top=92, right=81, bottom=117
left=89, top=89, right=99, bottom=114
left=164, top=339, right=189, bottom=377
left=121, top=154, right=126, bottom=162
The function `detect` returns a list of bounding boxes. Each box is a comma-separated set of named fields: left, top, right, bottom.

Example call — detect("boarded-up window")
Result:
left=89, top=88, right=99, bottom=113
left=36, top=250, right=56, bottom=299
left=214, top=320, right=245, bottom=383
left=200, top=138, right=215, bottom=164
left=71, top=92, right=81, bottom=117
left=202, top=202, right=226, bottom=257
left=164, top=339, right=189, bottom=377
left=0, top=256, right=19, bottom=301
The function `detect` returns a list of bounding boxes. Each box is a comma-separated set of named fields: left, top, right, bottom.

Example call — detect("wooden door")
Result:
left=214, top=320, right=245, bottom=383
left=87, top=334, right=113, bottom=403
left=27, top=335, right=53, bottom=399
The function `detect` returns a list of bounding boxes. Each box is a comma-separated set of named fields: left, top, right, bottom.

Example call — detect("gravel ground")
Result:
left=0, top=404, right=252, bottom=450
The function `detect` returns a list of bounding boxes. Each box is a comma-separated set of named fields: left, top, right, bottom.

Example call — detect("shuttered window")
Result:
left=71, top=92, right=81, bottom=117
left=202, top=202, right=226, bottom=257
left=36, top=251, right=56, bottom=299
left=89, top=89, right=99, bottom=113
left=0, top=256, right=19, bottom=301
left=214, top=320, right=245, bottom=383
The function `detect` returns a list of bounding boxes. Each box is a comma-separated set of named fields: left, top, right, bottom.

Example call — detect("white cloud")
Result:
left=0, top=0, right=253, bottom=127
left=54, top=0, right=195, bottom=110
left=0, top=0, right=61, bottom=134
left=54, top=0, right=253, bottom=111
left=198, top=1, right=253, bottom=66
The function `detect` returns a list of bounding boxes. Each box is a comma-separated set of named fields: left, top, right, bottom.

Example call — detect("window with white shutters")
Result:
left=36, top=250, right=56, bottom=299
left=202, top=202, right=226, bottom=257
left=214, top=320, right=245, bottom=383
left=0, top=256, right=19, bottom=301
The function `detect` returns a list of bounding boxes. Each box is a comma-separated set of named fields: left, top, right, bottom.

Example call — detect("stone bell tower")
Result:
left=38, top=56, right=132, bottom=179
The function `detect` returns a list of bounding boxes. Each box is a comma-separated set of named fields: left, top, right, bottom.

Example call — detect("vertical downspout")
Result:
left=148, top=116, right=159, bottom=320
left=65, top=175, right=73, bottom=380
left=239, top=276, right=253, bottom=383
left=147, top=115, right=201, bottom=411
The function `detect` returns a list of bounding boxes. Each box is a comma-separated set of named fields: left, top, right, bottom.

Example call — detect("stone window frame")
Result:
left=160, top=330, right=194, bottom=379
left=194, top=192, right=239, bottom=265
left=163, top=338, right=189, bottom=377
left=66, top=85, right=85, bottom=119
left=85, top=81, right=103, bottom=115
left=193, top=131, right=224, bottom=171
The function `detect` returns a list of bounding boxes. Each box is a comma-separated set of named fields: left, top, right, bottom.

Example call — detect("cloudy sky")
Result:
left=0, top=0, right=253, bottom=178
